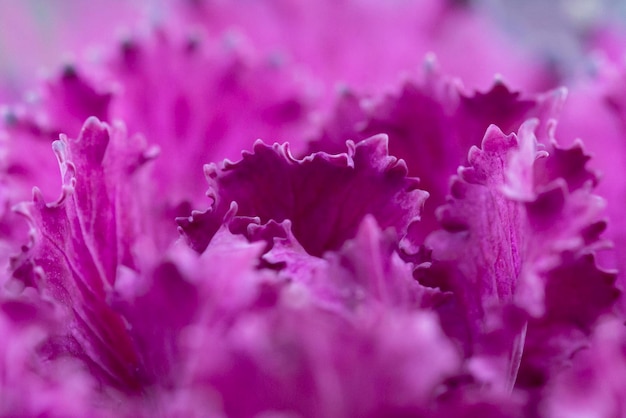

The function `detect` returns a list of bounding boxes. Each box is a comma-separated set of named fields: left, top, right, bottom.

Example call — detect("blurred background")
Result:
left=1, top=0, right=625, bottom=101
left=0, top=0, right=164, bottom=99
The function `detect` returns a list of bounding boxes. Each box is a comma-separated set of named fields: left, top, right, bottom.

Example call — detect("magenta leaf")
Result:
left=11, top=118, right=154, bottom=392
left=179, top=135, right=427, bottom=259
left=425, top=120, right=618, bottom=389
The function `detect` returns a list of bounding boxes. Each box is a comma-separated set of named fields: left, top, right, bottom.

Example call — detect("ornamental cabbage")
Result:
left=0, top=1, right=624, bottom=417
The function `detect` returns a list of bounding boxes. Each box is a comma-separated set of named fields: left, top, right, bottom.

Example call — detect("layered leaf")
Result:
left=308, top=73, right=565, bottom=244
left=425, top=120, right=618, bottom=389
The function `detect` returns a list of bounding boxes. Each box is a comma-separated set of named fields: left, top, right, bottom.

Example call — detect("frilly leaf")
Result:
left=425, top=119, right=619, bottom=389
left=10, top=118, right=155, bottom=392
left=179, top=135, right=428, bottom=259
